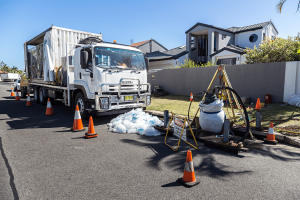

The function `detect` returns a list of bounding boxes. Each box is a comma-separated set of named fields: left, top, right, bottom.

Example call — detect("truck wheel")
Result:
left=75, top=92, right=88, bottom=120
left=34, top=87, right=39, bottom=103
left=39, top=87, right=47, bottom=105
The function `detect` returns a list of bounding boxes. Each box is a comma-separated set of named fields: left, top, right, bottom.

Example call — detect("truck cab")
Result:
left=72, top=40, right=151, bottom=118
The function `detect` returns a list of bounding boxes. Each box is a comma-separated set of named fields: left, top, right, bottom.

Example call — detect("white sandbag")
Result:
left=108, top=108, right=163, bottom=136
left=288, top=94, right=300, bottom=106
left=199, top=99, right=224, bottom=112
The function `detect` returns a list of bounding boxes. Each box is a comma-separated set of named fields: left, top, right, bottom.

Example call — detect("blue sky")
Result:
left=0, top=0, right=299, bottom=70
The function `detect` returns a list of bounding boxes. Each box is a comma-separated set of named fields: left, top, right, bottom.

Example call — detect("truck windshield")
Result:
left=94, top=47, right=146, bottom=70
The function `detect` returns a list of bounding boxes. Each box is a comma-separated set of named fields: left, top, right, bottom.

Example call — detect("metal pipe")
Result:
left=164, top=110, right=169, bottom=128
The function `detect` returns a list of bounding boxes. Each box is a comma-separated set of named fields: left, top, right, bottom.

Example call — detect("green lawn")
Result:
left=147, top=95, right=300, bottom=132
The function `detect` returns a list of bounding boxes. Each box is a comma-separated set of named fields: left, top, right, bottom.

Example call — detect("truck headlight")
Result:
left=100, top=97, right=109, bottom=109
left=146, top=96, right=151, bottom=106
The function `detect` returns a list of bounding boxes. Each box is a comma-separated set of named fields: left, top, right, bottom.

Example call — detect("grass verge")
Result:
left=147, top=95, right=300, bottom=135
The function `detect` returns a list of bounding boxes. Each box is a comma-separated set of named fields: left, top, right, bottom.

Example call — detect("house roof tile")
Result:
left=186, top=21, right=278, bottom=35
left=210, top=44, right=246, bottom=57
left=130, top=40, right=150, bottom=47
left=145, top=45, right=187, bottom=61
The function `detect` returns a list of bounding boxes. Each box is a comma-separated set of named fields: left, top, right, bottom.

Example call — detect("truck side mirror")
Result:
left=80, top=51, right=88, bottom=69
left=145, top=57, right=149, bottom=72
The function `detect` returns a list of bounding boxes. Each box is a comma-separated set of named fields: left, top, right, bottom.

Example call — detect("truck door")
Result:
left=78, top=47, right=95, bottom=97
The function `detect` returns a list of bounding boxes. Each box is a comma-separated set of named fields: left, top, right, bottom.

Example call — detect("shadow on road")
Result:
left=120, top=132, right=300, bottom=180
left=0, top=97, right=117, bottom=130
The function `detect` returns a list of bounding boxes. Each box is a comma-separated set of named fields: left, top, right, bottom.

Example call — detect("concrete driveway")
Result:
left=0, top=81, right=300, bottom=200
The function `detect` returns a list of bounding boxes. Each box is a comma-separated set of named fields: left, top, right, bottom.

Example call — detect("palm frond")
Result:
left=297, top=0, right=300, bottom=12
left=276, top=0, right=287, bottom=13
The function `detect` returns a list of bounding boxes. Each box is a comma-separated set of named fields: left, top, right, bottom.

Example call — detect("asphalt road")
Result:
left=1, top=81, right=300, bottom=200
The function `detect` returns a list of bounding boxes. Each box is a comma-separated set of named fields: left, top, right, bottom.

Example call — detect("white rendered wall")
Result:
left=283, top=61, right=298, bottom=102
left=236, top=29, right=263, bottom=49
left=295, top=61, right=300, bottom=95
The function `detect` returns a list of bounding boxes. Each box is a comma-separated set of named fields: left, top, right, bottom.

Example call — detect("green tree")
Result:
left=244, top=36, right=300, bottom=64
left=276, top=0, right=300, bottom=13
left=171, top=58, right=218, bottom=68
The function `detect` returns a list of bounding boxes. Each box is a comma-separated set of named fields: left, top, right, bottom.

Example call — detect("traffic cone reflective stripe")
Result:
left=11, top=88, right=15, bottom=96
left=190, top=93, right=194, bottom=101
left=72, top=105, right=84, bottom=131
left=177, top=150, right=199, bottom=187
left=45, top=98, right=54, bottom=115
left=264, top=122, right=277, bottom=144
left=15, top=90, right=20, bottom=101
left=85, top=116, right=97, bottom=138
left=255, top=98, right=261, bottom=110
left=26, top=93, right=32, bottom=106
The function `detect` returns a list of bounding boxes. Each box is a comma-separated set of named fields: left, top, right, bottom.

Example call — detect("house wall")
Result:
left=262, top=24, right=278, bottom=39
left=236, top=29, right=263, bottom=49
left=148, top=62, right=293, bottom=103
left=138, top=43, right=151, bottom=54
left=151, top=41, right=167, bottom=52
left=149, top=54, right=188, bottom=70
left=149, top=60, right=176, bottom=70
left=186, top=25, right=235, bottom=62
left=138, top=41, right=167, bottom=54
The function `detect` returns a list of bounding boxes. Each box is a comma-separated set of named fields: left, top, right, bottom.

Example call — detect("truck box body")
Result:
left=25, top=26, right=102, bottom=83
left=1, top=73, right=19, bottom=82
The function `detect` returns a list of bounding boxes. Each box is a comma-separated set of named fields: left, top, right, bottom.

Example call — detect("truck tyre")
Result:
left=75, top=92, right=88, bottom=120
left=39, top=87, right=47, bottom=105
left=34, top=87, right=39, bottom=103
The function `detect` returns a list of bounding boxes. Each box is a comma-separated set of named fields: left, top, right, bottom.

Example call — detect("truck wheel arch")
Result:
left=73, top=85, right=88, bottom=99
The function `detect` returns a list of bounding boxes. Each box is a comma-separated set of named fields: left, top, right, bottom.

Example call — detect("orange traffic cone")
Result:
left=10, top=88, right=15, bottom=96
left=177, top=150, right=199, bottom=187
left=45, top=98, right=54, bottom=116
left=26, top=93, right=32, bottom=107
left=190, top=93, right=194, bottom=101
left=255, top=98, right=261, bottom=110
left=72, top=105, right=85, bottom=131
left=264, top=122, right=278, bottom=144
left=15, top=90, right=20, bottom=101
left=85, top=116, right=98, bottom=138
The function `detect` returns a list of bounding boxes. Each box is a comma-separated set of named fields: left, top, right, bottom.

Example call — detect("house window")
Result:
left=222, top=34, right=226, bottom=40
left=263, top=33, right=266, bottom=40
left=191, top=37, right=194, bottom=48
left=271, top=35, right=275, bottom=40
left=214, top=36, right=217, bottom=51
left=249, top=34, right=258, bottom=43
left=198, top=38, right=207, bottom=56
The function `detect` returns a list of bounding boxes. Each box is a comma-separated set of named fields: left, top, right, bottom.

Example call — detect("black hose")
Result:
left=215, top=86, right=250, bottom=142
left=188, top=101, right=192, bottom=120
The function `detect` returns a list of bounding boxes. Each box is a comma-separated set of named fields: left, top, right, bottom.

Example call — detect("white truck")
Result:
left=1, top=73, right=19, bottom=82
left=23, top=26, right=151, bottom=119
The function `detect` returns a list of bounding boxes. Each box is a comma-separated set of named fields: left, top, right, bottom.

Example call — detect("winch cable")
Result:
left=215, top=86, right=251, bottom=142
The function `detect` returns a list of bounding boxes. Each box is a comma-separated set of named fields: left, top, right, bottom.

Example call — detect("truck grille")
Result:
left=103, top=84, right=146, bottom=95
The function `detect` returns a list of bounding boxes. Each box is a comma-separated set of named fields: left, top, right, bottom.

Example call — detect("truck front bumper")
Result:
left=95, top=78, right=151, bottom=111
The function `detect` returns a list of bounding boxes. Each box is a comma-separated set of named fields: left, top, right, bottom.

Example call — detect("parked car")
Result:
left=14, top=79, right=21, bottom=91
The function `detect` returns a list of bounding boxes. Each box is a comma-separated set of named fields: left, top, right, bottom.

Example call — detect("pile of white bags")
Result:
left=288, top=94, right=300, bottom=106
left=107, top=108, right=164, bottom=136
